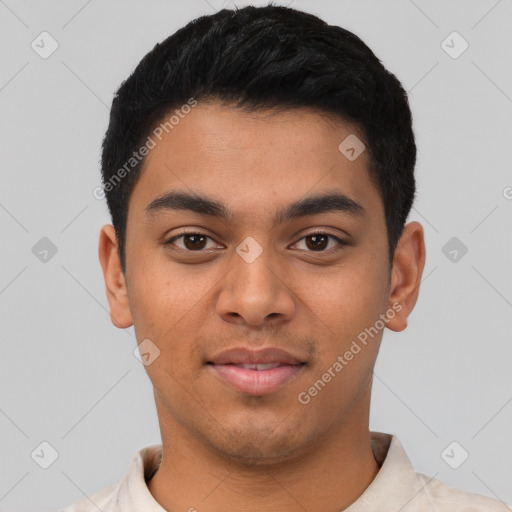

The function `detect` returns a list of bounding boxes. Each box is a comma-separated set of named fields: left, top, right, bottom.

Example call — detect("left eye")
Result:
left=292, top=232, right=346, bottom=252
left=166, top=232, right=346, bottom=252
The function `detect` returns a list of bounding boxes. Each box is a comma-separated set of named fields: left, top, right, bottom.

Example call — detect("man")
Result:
left=62, top=4, right=510, bottom=511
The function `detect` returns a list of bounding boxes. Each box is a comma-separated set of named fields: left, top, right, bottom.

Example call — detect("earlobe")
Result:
left=98, top=224, right=134, bottom=329
left=386, top=221, right=426, bottom=333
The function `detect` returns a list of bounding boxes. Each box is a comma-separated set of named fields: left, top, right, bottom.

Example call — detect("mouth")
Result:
left=221, top=362, right=296, bottom=370
left=206, top=347, right=307, bottom=395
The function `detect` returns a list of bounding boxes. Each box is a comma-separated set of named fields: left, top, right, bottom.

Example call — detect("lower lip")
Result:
left=209, top=364, right=304, bottom=395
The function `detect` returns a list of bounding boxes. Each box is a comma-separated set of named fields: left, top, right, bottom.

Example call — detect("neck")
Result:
left=148, top=404, right=379, bottom=511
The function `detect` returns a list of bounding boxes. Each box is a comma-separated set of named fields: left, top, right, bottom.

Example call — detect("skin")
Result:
left=99, top=101, right=426, bottom=512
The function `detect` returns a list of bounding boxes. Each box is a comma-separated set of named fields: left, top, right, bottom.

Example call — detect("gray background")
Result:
left=1, top=0, right=511, bottom=510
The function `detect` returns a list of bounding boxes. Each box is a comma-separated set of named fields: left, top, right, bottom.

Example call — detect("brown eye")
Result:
left=166, top=232, right=217, bottom=251
left=294, top=232, right=347, bottom=252
left=305, top=234, right=329, bottom=251
left=182, top=234, right=207, bottom=250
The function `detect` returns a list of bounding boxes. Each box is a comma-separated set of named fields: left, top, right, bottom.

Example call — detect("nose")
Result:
left=216, top=238, right=296, bottom=328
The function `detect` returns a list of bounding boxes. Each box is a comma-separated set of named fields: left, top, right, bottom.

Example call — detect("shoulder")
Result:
left=59, top=482, right=118, bottom=512
left=59, top=443, right=162, bottom=512
left=416, top=472, right=512, bottom=511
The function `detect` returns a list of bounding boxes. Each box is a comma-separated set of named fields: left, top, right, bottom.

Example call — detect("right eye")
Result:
left=165, top=231, right=223, bottom=251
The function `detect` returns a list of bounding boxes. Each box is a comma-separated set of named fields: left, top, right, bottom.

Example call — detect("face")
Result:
left=100, top=101, right=423, bottom=465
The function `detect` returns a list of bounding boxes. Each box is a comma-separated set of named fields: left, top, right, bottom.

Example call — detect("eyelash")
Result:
left=165, top=230, right=348, bottom=253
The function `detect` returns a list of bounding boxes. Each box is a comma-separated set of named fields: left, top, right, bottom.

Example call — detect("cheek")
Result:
left=300, top=262, right=386, bottom=404
left=127, top=260, right=210, bottom=365
left=128, top=248, right=196, bottom=331
left=299, top=256, right=388, bottom=355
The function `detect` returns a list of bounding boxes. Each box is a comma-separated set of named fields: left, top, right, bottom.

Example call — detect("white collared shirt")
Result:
left=60, top=431, right=511, bottom=511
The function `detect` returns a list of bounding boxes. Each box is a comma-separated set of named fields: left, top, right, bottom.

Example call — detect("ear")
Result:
left=98, top=224, right=133, bottom=329
left=386, top=221, right=426, bottom=332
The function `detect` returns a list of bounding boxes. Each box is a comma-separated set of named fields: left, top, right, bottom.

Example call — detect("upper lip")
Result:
left=208, top=347, right=305, bottom=365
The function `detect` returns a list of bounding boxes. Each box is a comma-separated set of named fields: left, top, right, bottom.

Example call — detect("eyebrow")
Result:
left=145, top=190, right=366, bottom=228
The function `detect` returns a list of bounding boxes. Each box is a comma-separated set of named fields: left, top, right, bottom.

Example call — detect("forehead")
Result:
left=128, top=101, right=383, bottom=224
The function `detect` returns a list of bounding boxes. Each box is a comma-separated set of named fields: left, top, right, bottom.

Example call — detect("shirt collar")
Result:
left=345, top=432, right=433, bottom=511
left=107, top=431, right=432, bottom=511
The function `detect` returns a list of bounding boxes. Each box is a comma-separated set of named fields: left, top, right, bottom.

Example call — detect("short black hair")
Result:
left=101, top=4, right=416, bottom=273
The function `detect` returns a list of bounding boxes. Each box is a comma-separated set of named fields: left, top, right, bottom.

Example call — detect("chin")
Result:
left=202, top=419, right=314, bottom=467
left=215, top=438, right=302, bottom=467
